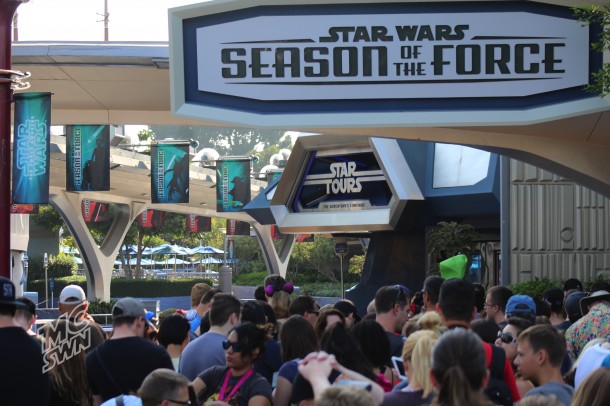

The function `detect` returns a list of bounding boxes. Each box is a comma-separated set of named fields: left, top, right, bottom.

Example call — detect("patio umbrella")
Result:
left=188, top=245, right=224, bottom=255
left=188, top=245, right=224, bottom=269
left=150, top=244, right=190, bottom=255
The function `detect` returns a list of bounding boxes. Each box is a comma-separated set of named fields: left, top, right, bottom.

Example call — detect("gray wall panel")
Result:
left=510, top=160, right=610, bottom=284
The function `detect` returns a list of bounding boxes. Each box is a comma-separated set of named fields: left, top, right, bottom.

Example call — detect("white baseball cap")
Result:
left=59, top=285, right=86, bottom=304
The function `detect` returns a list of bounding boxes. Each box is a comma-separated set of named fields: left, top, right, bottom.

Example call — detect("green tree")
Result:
left=426, top=221, right=477, bottom=273
left=148, top=125, right=289, bottom=172
left=287, top=236, right=338, bottom=283
left=574, top=5, right=610, bottom=96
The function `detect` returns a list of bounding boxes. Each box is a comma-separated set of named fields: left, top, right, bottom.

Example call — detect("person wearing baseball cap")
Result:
left=85, top=297, right=174, bottom=404
left=14, top=296, right=40, bottom=340
left=41, top=284, right=106, bottom=352
left=505, top=295, right=537, bottom=323
left=0, top=277, right=49, bottom=405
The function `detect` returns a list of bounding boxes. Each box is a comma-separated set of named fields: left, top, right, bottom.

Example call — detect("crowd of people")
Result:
left=1, top=272, right=610, bottom=406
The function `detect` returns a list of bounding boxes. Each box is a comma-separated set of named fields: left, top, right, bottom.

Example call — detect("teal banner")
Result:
left=216, top=158, right=251, bottom=212
left=151, top=143, right=189, bottom=203
left=12, top=92, right=52, bottom=204
left=66, top=125, right=110, bottom=191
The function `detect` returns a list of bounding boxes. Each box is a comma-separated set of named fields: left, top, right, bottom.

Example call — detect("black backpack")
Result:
left=484, top=345, right=514, bottom=406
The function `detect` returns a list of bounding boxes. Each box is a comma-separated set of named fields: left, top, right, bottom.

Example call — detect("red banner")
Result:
left=81, top=200, right=110, bottom=222
left=271, top=225, right=282, bottom=241
left=186, top=214, right=212, bottom=233
left=296, top=234, right=314, bottom=243
left=10, top=203, right=38, bottom=214
left=227, top=219, right=250, bottom=236
left=138, top=210, right=165, bottom=228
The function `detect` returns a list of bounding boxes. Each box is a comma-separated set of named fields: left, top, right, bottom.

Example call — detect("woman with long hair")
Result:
left=45, top=319, right=91, bottom=406
left=263, top=275, right=293, bottom=324
left=351, top=319, right=393, bottom=391
left=192, top=322, right=273, bottom=406
left=273, top=315, right=319, bottom=406
left=319, top=323, right=377, bottom=381
left=430, top=329, right=492, bottom=406
left=381, top=328, right=441, bottom=405
left=314, top=309, right=346, bottom=341
left=571, top=364, right=610, bottom=406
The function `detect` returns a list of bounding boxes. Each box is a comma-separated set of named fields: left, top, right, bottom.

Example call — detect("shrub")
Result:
left=234, top=271, right=268, bottom=286
left=509, top=275, right=610, bottom=298
left=28, top=276, right=215, bottom=300
left=509, top=277, right=561, bottom=298
left=48, top=253, right=78, bottom=278
left=27, top=253, right=77, bottom=280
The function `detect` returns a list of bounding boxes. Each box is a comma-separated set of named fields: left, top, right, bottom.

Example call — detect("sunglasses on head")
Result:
left=394, top=285, right=408, bottom=305
left=222, top=339, right=242, bottom=352
left=497, top=332, right=517, bottom=344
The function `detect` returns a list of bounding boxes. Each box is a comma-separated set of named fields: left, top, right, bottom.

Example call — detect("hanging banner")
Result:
left=81, top=200, right=110, bottom=223
left=296, top=234, right=315, bottom=243
left=271, top=225, right=282, bottom=241
left=151, top=143, right=190, bottom=203
left=66, top=125, right=110, bottom=191
left=227, top=219, right=250, bottom=236
left=138, top=210, right=165, bottom=229
left=186, top=214, right=212, bottom=233
left=10, top=202, right=38, bottom=214
left=12, top=92, right=52, bottom=204
left=216, top=158, right=251, bottom=212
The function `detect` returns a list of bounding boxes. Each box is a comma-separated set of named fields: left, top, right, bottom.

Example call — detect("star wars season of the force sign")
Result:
left=194, top=7, right=589, bottom=101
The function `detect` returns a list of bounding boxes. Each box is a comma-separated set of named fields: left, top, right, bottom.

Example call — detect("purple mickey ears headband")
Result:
left=265, top=282, right=294, bottom=296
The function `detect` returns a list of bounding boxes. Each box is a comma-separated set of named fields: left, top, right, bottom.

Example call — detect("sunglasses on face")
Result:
left=222, top=340, right=242, bottom=352
left=497, top=332, right=517, bottom=344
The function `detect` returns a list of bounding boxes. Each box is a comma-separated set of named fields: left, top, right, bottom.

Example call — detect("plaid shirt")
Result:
left=565, top=302, right=610, bottom=360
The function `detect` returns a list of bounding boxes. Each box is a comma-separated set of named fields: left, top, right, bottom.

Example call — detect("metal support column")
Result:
left=0, top=0, right=26, bottom=278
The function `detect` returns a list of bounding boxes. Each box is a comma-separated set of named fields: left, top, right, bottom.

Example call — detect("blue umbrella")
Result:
left=150, top=244, right=190, bottom=255
left=188, top=245, right=224, bottom=255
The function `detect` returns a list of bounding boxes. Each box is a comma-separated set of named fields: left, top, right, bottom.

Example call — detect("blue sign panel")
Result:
left=294, top=151, right=391, bottom=212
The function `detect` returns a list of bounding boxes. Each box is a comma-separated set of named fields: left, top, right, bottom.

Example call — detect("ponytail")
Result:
left=435, top=366, right=478, bottom=406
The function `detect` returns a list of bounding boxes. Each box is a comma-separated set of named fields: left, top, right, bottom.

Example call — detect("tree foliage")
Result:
left=148, top=125, right=291, bottom=172
left=426, top=221, right=477, bottom=273
left=574, top=5, right=610, bottom=96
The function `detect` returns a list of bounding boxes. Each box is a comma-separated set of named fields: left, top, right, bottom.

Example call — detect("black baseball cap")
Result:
left=0, top=277, right=21, bottom=307
left=16, top=297, right=36, bottom=315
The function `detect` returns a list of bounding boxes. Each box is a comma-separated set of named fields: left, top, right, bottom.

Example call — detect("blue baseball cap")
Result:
left=505, top=295, right=536, bottom=316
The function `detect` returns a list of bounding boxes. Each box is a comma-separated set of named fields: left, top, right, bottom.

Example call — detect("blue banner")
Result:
left=216, top=158, right=251, bottom=212
left=66, top=125, right=110, bottom=191
left=12, top=92, right=52, bottom=204
left=151, top=143, right=189, bottom=203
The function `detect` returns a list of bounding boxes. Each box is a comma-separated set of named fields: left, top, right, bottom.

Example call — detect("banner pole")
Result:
left=0, top=0, right=25, bottom=278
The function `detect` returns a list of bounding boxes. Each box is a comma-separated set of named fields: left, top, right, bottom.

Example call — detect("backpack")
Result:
left=484, top=345, right=514, bottom=406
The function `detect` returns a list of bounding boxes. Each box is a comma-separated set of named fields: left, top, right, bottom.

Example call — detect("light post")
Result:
left=43, top=253, right=48, bottom=307
left=0, top=0, right=29, bottom=278
left=218, top=228, right=232, bottom=294
left=335, top=241, right=348, bottom=299
left=21, top=253, right=28, bottom=292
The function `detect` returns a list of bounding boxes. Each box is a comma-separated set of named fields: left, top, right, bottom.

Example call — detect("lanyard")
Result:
left=218, top=368, right=254, bottom=402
